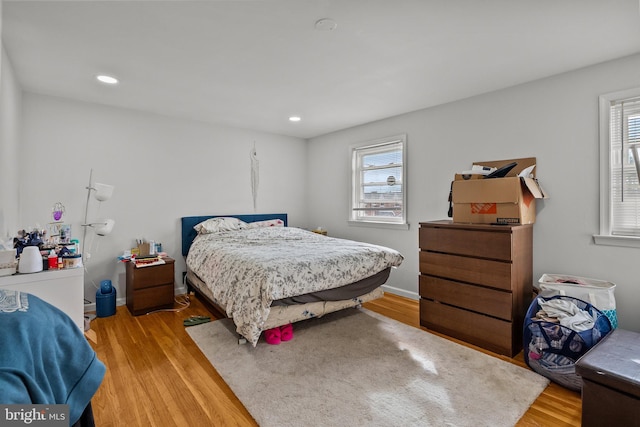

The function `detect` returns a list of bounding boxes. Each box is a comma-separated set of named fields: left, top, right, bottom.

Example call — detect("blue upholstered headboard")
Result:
left=181, top=213, right=288, bottom=256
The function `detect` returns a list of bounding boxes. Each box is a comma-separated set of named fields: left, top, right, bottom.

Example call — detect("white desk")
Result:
left=0, top=268, right=84, bottom=330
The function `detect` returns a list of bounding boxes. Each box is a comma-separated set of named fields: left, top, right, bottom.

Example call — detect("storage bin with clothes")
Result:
left=536, top=273, right=617, bottom=329
left=523, top=294, right=613, bottom=391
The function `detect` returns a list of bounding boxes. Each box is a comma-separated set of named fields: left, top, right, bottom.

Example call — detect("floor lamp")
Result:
left=81, top=169, right=115, bottom=262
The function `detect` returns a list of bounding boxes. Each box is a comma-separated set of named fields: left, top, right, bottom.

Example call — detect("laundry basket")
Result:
left=536, top=273, right=617, bottom=329
left=523, top=295, right=613, bottom=391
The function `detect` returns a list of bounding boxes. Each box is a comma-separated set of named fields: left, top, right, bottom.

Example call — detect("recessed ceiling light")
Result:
left=289, top=116, right=301, bottom=122
left=96, top=74, right=119, bottom=85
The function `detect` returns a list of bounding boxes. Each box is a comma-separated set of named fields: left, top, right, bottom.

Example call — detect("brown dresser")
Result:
left=418, top=220, right=533, bottom=357
left=126, top=257, right=175, bottom=315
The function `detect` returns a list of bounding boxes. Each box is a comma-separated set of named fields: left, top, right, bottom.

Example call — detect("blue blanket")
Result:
left=0, top=290, right=105, bottom=425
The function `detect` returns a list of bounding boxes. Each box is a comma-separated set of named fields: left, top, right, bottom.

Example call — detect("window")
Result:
left=596, top=88, right=640, bottom=247
left=350, top=134, right=407, bottom=228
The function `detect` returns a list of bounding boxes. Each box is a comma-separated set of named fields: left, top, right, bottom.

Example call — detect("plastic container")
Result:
left=70, top=239, right=80, bottom=254
left=96, top=281, right=116, bottom=318
left=62, top=254, right=82, bottom=269
left=48, top=250, right=58, bottom=269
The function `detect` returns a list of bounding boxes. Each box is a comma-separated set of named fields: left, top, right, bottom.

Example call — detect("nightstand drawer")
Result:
left=129, top=285, right=174, bottom=315
left=126, top=260, right=174, bottom=290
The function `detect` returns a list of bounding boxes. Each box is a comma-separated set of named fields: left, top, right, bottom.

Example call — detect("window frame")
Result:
left=348, top=134, right=409, bottom=230
left=595, top=87, right=640, bottom=248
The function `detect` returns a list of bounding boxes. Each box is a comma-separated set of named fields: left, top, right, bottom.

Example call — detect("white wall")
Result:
left=19, top=93, right=308, bottom=305
left=0, top=2, right=22, bottom=239
left=7, top=48, right=640, bottom=332
left=308, top=53, right=640, bottom=332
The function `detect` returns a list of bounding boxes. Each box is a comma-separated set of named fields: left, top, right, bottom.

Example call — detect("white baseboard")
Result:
left=83, top=296, right=126, bottom=314
left=83, top=284, right=415, bottom=313
left=84, top=285, right=189, bottom=313
left=381, top=283, right=419, bottom=300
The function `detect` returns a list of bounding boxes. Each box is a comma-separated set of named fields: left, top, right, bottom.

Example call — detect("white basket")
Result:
left=536, top=273, right=617, bottom=328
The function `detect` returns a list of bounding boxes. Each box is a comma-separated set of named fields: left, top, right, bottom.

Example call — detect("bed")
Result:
left=181, top=213, right=404, bottom=345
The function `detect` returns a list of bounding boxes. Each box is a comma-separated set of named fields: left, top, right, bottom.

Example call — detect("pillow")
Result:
left=194, top=217, right=247, bottom=234
left=245, top=219, right=285, bottom=229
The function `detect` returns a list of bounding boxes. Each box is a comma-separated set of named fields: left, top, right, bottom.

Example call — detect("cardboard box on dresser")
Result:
left=451, top=157, right=548, bottom=225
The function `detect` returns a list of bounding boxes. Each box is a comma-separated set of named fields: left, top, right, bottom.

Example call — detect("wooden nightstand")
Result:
left=126, top=257, right=175, bottom=315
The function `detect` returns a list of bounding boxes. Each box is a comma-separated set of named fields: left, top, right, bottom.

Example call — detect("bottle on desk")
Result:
left=48, top=250, right=58, bottom=270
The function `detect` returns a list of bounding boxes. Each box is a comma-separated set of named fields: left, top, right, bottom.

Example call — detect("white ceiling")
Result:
left=4, top=0, right=640, bottom=139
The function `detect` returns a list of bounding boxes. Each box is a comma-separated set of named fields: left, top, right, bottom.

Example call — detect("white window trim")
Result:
left=594, top=87, right=640, bottom=248
left=348, top=134, right=409, bottom=230
left=347, top=219, right=410, bottom=230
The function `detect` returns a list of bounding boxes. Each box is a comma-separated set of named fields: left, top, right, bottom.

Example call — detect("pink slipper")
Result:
left=264, top=327, right=281, bottom=345
left=280, top=323, right=294, bottom=342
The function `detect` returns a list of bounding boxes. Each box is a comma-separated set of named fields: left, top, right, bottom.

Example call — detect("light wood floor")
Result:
left=88, top=293, right=581, bottom=426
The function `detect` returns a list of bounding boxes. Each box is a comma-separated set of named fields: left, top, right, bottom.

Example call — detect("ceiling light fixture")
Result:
left=96, top=74, right=119, bottom=85
left=289, top=116, right=301, bottom=122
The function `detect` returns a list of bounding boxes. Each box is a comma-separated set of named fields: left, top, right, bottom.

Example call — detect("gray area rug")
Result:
left=187, top=308, right=549, bottom=427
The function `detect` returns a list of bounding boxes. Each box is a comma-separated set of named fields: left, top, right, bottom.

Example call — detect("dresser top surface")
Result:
left=419, top=219, right=533, bottom=231
left=0, top=267, right=83, bottom=285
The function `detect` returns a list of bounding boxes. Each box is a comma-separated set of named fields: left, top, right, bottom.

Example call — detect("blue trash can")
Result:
left=96, top=280, right=116, bottom=317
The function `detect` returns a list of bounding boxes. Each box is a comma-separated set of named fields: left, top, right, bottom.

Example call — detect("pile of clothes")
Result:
left=533, top=298, right=596, bottom=332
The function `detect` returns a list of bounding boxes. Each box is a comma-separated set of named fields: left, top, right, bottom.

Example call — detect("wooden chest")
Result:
left=418, top=220, right=533, bottom=357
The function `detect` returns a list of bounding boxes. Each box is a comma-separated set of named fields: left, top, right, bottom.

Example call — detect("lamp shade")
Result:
left=94, top=219, right=115, bottom=236
left=94, top=183, right=114, bottom=201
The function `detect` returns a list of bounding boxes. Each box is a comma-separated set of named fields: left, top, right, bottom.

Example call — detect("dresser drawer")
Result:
left=420, top=299, right=513, bottom=355
left=419, top=226, right=513, bottom=261
left=419, top=251, right=513, bottom=291
left=419, top=275, right=513, bottom=321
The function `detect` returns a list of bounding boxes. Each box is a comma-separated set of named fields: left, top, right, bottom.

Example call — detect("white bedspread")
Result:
left=186, top=227, right=404, bottom=345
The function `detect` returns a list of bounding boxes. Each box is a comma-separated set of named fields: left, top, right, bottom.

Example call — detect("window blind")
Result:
left=610, top=97, right=640, bottom=236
